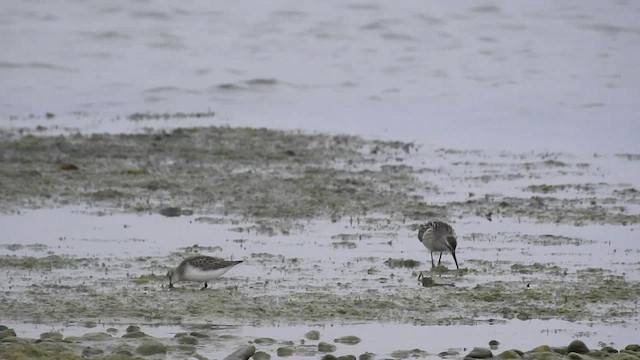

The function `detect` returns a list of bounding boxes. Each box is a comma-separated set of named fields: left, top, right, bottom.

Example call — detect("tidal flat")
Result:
left=0, top=125, right=639, bottom=359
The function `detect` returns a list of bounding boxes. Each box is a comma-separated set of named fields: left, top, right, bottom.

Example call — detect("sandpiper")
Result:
left=418, top=221, right=459, bottom=269
left=167, top=255, right=243, bottom=290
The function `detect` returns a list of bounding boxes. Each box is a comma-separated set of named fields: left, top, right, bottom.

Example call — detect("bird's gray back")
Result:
left=418, top=221, right=455, bottom=241
left=181, top=256, right=243, bottom=271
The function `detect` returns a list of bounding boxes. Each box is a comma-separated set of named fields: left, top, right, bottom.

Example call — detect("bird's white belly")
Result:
left=182, top=265, right=232, bottom=282
left=422, top=239, right=449, bottom=252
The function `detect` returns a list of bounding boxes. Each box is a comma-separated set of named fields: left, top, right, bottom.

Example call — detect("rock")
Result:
left=318, top=342, right=337, bottom=353
left=276, top=346, right=294, bottom=357
left=334, top=335, right=361, bottom=345
left=489, top=340, right=500, bottom=350
left=567, top=353, right=590, bottom=360
left=0, top=329, right=17, bottom=340
left=252, top=351, right=271, bottom=360
left=160, top=207, right=182, bottom=217
left=176, top=344, right=197, bottom=354
left=39, top=331, right=63, bottom=341
left=82, top=346, right=104, bottom=357
left=176, top=335, right=198, bottom=345
left=551, top=347, right=567, bottom=355
left=568, top=340, right=590, bottom=354
left=0, top=325, right=8, bottom=331
left=625, top=345, right=640, bottom=352
left=305, top=330, right=321, bottom=340
left=190, top=331, right=210, bottom=338
left=601, top=346, right=618, bottom=354
left=358, top=353, right=376, bottom=360
left=321, top=356, right=338, bottom=360
left=496, top=350, right=522, bottom=359
left=440, top=349, right=461, bottom=357
left=125, top=325, right=140, bottom=333
left=1, top=336, right=29, bottom=344
left=80, top=332, right=112, bottom=341
left=254, top=337, right=277, bottom=345
left=529, top=345, right=553, bottom=353
left=336, top=356, right=357, bottom=360
left=466, top=347, right=494, bottom=359
left=122, top=330, right=148, bottom=338
left=620, top=349, right=640, bottom=358
left=527, top=352, right=563, bottom=360
left=136, top=339, right=167, bottom=355
left=392, top=349, right=428, bottom=358
left=34, top=341, right=72, bottom=353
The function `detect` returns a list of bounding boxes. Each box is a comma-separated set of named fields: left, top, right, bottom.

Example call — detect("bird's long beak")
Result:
left=451, top=252, right=459, bottom=270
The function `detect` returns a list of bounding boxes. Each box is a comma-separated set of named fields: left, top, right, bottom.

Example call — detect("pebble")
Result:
left=305, top=330, right=321, bottom=340
left=496, top=349, right=522, bottom=359
left=252, top=350, right=272, bottom=360
left=625, top=344, right=640, bottom=352
left=276, top=346, right=294, bottom=357
left=176, top=335, right=198, bottom=345
left=136, top=339, right=167, bottom=355
left=223, top=345, right=256, bottom=360
left=334, top=335, right=361, bottom=345
left=122, top=330, right=148, bottom=338
left=466, top=346, right=494, bottom=359
left=567, top=340, right=589, bottom=354
left=318, top=341, right=337, bottom=353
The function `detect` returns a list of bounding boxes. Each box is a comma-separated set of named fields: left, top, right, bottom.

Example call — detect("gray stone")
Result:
left=566, top=353, right=589, bottom=360
left=82, top=346, right=104, bottom=357
left=466, top=347, right=493, bottom=359
left=252, top=351, right=271, bottom=360
left=254, top=337, right=277, bottom=345
left=80, top=332, right=112, bottom=341
left=224, top=345, right=256, bottom=360
left=0, top=329, right=17, bottom=340
left=358, top=353, right=375, bottom=360
left=526, top=352, right=563, bottom=360
left=276, top=346, right=294, bottom=357
left=176, top=335, right=198, bottom=345
left=568, top=340, right=590, bottom=354
left=305, top=330, right=320, bottom=340
left=496, top=350, right=522, bottom=359
left=334, top=335, right=361, bottom=345
left=122, top=330, right=148, bottom=338
left=318, top=341, right=337, bottom=353
left=136, top=339, right=167, bottom=355
left=625, top=344, right=640, bottom=352
left=125, top=325, right=140, bottom=333
left=34, top=341, right=71, bottom=353
left=601, top=346, right=618, bottom=354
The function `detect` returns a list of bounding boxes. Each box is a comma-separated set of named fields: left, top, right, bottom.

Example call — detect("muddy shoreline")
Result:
left=1, top=125, right=639, bottom=359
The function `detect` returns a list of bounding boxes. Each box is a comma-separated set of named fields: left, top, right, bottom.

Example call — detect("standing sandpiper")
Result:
left=167, top=255, right=243, bottom=290
left=418, top=221, right=459, bottom=269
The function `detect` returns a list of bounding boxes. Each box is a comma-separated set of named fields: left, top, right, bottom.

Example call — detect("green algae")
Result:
left=0, top=255, right=88, bottom=269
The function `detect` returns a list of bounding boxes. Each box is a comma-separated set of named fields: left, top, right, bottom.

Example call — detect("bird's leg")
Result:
left=437, top=252, right=443, bottom=265
left=430, top=252, right=436, bottom=268
left=200, top=282, right=208, bottom=291
left=168, top=281, right=174, bottom=289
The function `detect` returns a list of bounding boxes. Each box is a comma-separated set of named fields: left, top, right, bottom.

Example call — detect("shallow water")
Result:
left=2, top=1, right=640, bottom=152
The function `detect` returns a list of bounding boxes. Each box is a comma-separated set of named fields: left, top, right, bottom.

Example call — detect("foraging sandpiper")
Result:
left=167, top=255, right=242, bottom=290
left=417, top=221, right=459, bottom=269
